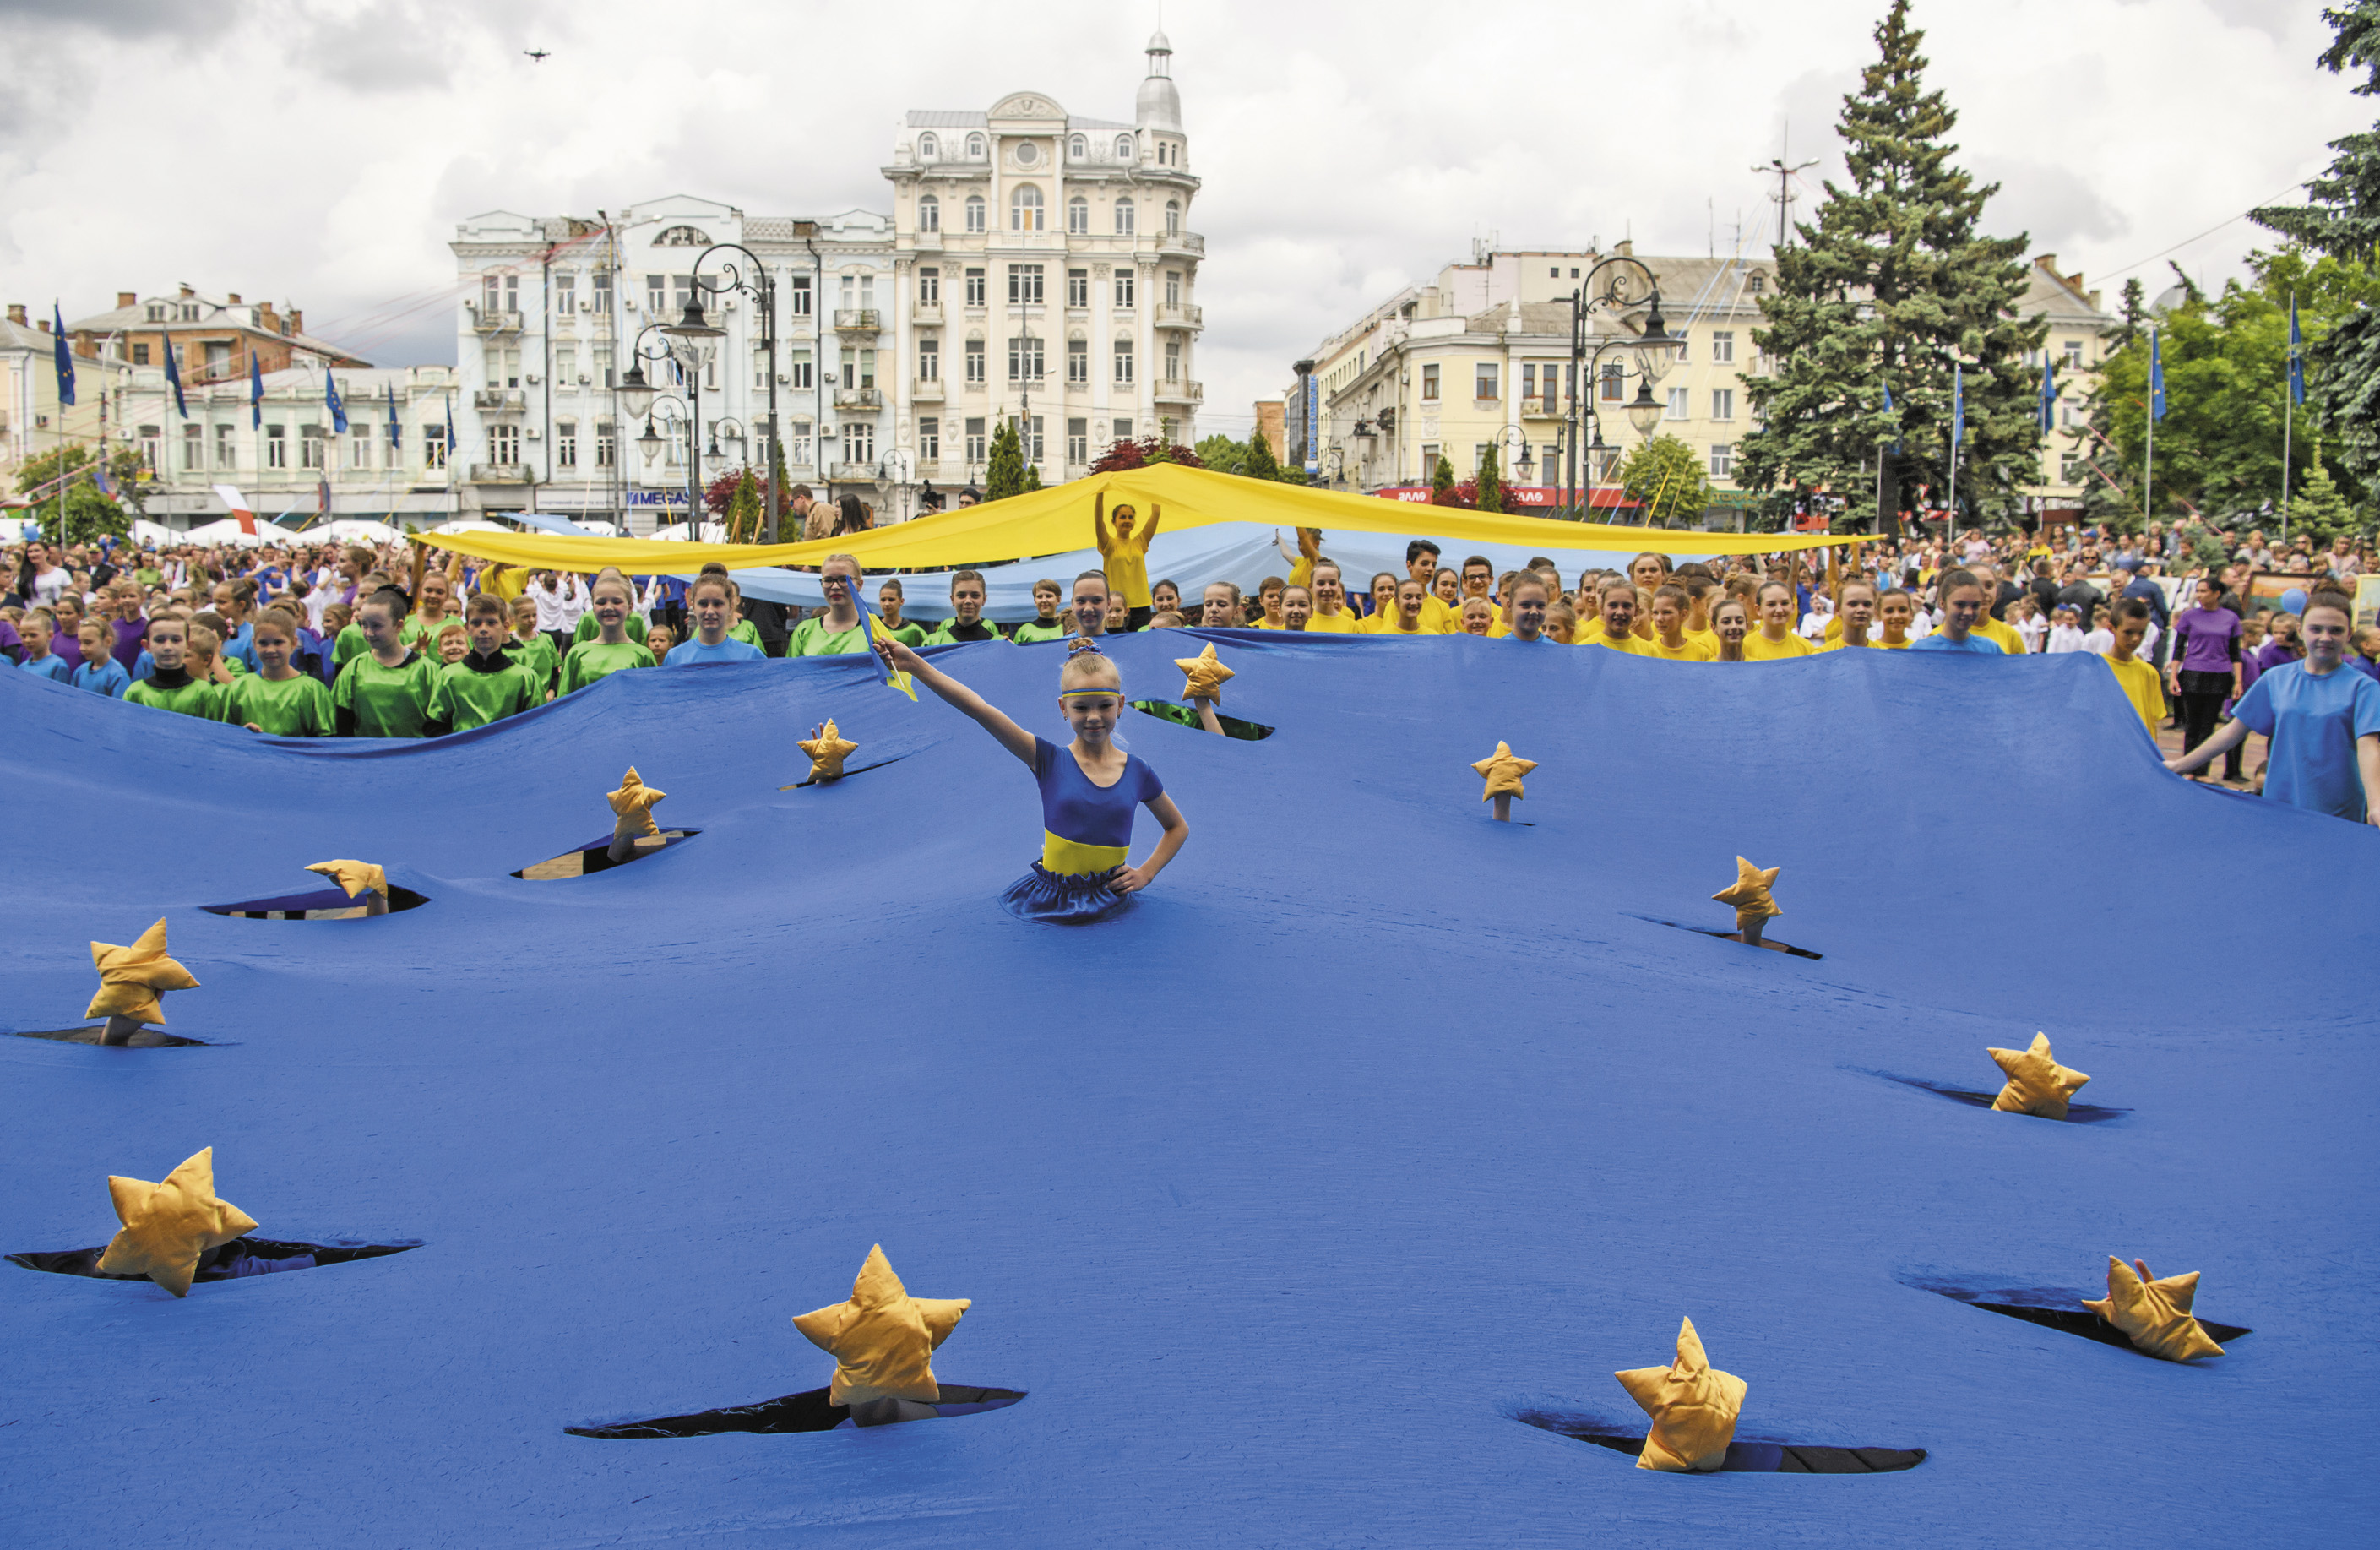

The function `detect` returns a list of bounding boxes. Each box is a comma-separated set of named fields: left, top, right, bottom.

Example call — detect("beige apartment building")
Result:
left=1293, top=247, right=2116, bottom=521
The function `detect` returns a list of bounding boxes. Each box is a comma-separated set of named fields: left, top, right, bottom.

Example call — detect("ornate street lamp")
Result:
left=685, top=242, right=781, bottom=536
left=1557, top=254, right=1688, bottom=518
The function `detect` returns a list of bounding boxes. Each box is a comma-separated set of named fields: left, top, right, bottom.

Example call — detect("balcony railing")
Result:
left=1158, top=230, right=1205, bottom=256
left=834, top=308, right=882, bottom=333
left=468, top=463, right=530, bottom=483
left=829, top=462, right=881, bottom=483
left=472, top=389, right=526, bottom=411
left=1155, top=303, right=1203, bottom=328
left=910, top=378, right=944, bottom=401
left=834, top=387, right=883, bottom=409
left=912, top=302, right=943, bottom=326
left=1155, top=379, right=1204, bottom=402
left=472, top=308, right=523, bottom=334
left=1521, top=399, right=1566, bottom=420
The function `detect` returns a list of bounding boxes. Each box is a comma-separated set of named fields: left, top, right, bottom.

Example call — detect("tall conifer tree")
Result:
left=1738, top=0, right=2046, bottom=535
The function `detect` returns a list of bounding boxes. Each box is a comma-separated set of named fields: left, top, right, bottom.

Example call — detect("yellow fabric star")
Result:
left=304, top=860, right=388, bottom=900
left=1711, top=856, right=1781, bottom=930
left=85, top=918, right=200, bottom=1027
left=93, top=1147, right=259, bottom=1298
left=797, top=719, right=861, bottom=782
left=1175, top=642, right=1236, bottom=703
left=1471, top=741, right=1537, bottom=802
left=1615, top=1316, right=1747, bottom=1472
left=607, top=766, right=666, bottom=840
left=1988, top=1032, right=2092, bottom=1118
left=791, top=1244, right=971, bottom=1406
left=2084, top=1256, right=2225, bottom=1362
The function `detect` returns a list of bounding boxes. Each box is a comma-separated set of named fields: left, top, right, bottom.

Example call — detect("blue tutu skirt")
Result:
left=1002, top=862, right=1130, bottom=924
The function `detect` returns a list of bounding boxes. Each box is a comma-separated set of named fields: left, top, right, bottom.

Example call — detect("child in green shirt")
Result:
left=789, top=555, right=871, bottom=655
left=224, top=606, right=336, bottom=735
left=427, top=596, right=541, bottom=731
left=333, top=592, right=440, bottom=737
left=123, top=616, right=225, bottom=721
left=557, top=575, right=658, bottom=694
left=503, top=594, right=561, bottom=695
left=1012, top=579, right=1069, bottom=643
left=876, top=578, right=929, bottom=647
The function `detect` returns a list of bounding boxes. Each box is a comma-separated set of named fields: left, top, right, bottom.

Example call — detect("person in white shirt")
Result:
left=2013, top=599, right=2048, bottom=655
left=1797, top=592, right=1834, bottom=640
left=528, top=570, right=586, bottom=645
left=2082, top=605, right=2116, bottom=655
left=2045, top=606, right=2088, bottom=654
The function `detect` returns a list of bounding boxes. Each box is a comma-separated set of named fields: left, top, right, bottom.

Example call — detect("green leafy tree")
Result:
left=1195, top=433, right=1247, bottom=475
left=1430, top=453, right=1456, bottom=501
left=984, top=416, right=1025, bottom=501
left=2252, top=3, right=2380, bottom=491
left=1617, top=434, right=1714, bottom=526
left=14, top=445, right=134, bottom=544
left=725, top=470, right=762, bottom=543
left=2292, top=454, right=2357, bottom=541
left=1242, top=431, right=1281, bottom=480
left=1736, top=0, right=2046, bottom=534
left=769, top=433, right=791, bottom=537
left=1475, top=443, right=1505, bottom=513
left=1022, top=460, right=1042, bottom=493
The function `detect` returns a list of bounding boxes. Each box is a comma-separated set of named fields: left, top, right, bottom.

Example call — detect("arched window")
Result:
left=964, top=194, right=986, bottom=234
left=1009, top=184, right=1044, bottom=232
left=1115, top=198, right=1135, bottom=236
left=1165, top=199, right=1181, bottom=236
left=918, top=194, right=939, bottom=233
left=1747, top=272, right=1766, bottom=294
left=1068, top=197, right=1089, bottom=236
left=1116, top=134, right=1134, bottom=160
left=918, top=133, right=939, bottom=160
left=965, top=132, right=986, bottom=159
left=1068, top=133, right=1087, bottom=160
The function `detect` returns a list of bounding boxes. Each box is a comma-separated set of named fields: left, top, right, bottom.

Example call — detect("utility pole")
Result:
left=1753, top=126, right=1819, bottom=253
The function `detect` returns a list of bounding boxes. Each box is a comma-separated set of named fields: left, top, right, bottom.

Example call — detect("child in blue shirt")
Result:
left=17, top=612, right=73, bottom=683
left=2169, top=592, right=2380, bottom=822
left=662, top=574, right=767, bottom=665
left=70, top=621, right=132, bottom=697
left=876, top=634, right=1188, bottom=922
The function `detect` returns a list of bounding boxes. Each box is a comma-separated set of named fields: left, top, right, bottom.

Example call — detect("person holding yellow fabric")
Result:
left=1743, top=581, right=1816, bottom=660
left=1646, top=585, right=1716, bottom=661
left=1302, top=563, right=1365, bottom=634
left=1580, top=580, right=1660, bottom=656
left=1272, top=526, right=1322, bottom=590
left=1092, top=493, right=1160, bottom=630
left=875, top=635, right=1188, bottom=925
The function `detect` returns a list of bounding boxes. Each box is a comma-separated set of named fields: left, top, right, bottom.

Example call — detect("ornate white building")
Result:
left=883, top=30, right=1204, bottom=486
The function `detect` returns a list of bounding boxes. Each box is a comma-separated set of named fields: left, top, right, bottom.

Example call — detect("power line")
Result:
left=2095, top=176, right=2309, bottom=282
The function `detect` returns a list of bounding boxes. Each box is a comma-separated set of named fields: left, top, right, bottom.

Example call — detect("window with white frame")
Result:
left=592, top=271, right=612, bottom=313
left=1008, top=264, right=1044, bottom=306
left=2060, top=453, right=2084, bottom=483
left=557, top=345, right=578, bottom=383
left=1022, top=415, right=1044, bottom=463
left=265, top=424, right=287, bottom=468
left=964, top=338, right=986, bottom=383
left=299, top=424, right=323, bottom=469
left=595, top=420, right=615, bottom=468
left=918, top=194, right=940, bottom=232
left=1113, top=269, right=1135, bottom=307
left=1068, top=269, right=1089, bottom=307
left=553, top=273, right=575, bottom=314
left=844, top=422, right=874, bottom=465
left=215, top=424, right=236, bottom=468
left=1115, top=133, right=1133, bottom=160
left=1421, top=363, right=1439, bottom=400
left=182, top=424, right=202, bottom=470
left=1164, top=270, right=1182, bottom=306
left=917, top=337, right=938, bottom=381
left=1165, top=199, right=1180, bottom=235
left=918, top=133, right=939, bottom=160
left=1007, top=336, right=1044, bottom=381
left=1009, top=185, right=1043, bottom=231
left=964, top=268, right=986, bottom=307
left=490, top=423, right=519, bottom=464
left=1068, top=337, right=1088, bottom=383
left=592, top=341, right=614, bottom=385
left=966, top=133, right=986, bottom=158
left=1067, top=417, right=1087, bottom=463
left=1068, top=197, right=1089, bottom=236
left=425, top=424, right=447, bottom=469
left=1709, top=442, right=1733, bottom=478
left=964, top=416, right=986, bottom=462
left=920, top=417, right=940, bottom=460
left=918, top=268, right=939, bottom=306
left=752, top=345, right=769, bottom=387
left=349, top=425, right=372, bottom=468
left=964, top=195, right=986, bottom=233
left=1710, top=389, right=1734, bottom=421
left=790, top=349, right=812, bottom=389
left=1115, top=198, right=1135, bottom=235
left=1068, top=133, right=1086, bottom=160
left=1114, top=338, right=1134, bottom=384
left=556, top=420, right=578, bottom=469
left=790, top=421, right=812, bottom=467
left=1164, top=339, right=1182, bottom=382
left=1666, top=388, right=1690, bottom=420
left=788, top=275, right=811, bottom=316
left=2062, top=338, right=2084, bottom=368
left=1710, top=330, right=1734, bottom=364
left=1475, top=362, right=1498, bottom=400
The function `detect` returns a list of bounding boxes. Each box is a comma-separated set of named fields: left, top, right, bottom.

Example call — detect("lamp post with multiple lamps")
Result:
left=632, top=392, right=695, bottom=531
left=617, top=322, right=704, bottom=537
left=1489, top=423, right=1535, bottom=500
left=874, top=447, right=916, bottom=525
left=1557, top=257, right=1685, bottom=523
left=660, top=242, right=782, bottom=540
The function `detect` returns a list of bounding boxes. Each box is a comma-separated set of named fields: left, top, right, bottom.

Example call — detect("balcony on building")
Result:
left=471, top=307, right=523, bottom=334
left=913, top=302, right=943, bottom=327
left=830, top=462, right=880, bottom=483
left=834, top=308, right=882, bottom=334
left=469, top=463, right=530, bottom=483
left=1158, top=230, right=1205, bottom=258
left=1155, top=303, right=1203, bottom=329
left=473, top=389, right=526, bottom=411
left=834, top=387, right=883, bottom=410
left=1521, top=398, right=1565, bottom=420
left=910, top=378, right=944, bottom=402
left=1155, top=380, right=1204, bottom=403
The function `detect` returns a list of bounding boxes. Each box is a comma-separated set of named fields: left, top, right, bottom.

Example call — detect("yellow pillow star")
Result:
left=797, top=720, right=861, bottom=782
left=93, top=1147, right=260, bottom=1298
left=1470, top=741, right=1537, bottom=801
left=791, top=1244, right=970, bottom=1406
left=1988, top=1032, right=2091, bottom=1118
left=304, top=860, right=388, bottom=900
left=1711, top=856, right=1781, bottom=930
left=1615, top=1316, right=1747, bottom=1472
left=1175, top=642, right=1235, bottom=703
left=85, top=918, right=200, bottom=1027
left=608, top=766, right=667, bottom=841
left=2083, top=1256, right=2225, bottom=1362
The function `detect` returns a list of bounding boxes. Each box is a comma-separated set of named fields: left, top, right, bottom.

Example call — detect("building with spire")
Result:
left=883, top=31, right=1204, bottom=487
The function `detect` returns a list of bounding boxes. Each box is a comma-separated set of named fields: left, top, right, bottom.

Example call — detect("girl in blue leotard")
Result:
left=875, top=635, right=1190, bottom=922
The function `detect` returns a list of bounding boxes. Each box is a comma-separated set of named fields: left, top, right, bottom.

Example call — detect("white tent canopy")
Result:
left=178, top=519, right=275, bottom=547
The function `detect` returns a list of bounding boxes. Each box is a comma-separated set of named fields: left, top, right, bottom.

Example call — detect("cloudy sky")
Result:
left=0, top=0, right=2363, bottom=440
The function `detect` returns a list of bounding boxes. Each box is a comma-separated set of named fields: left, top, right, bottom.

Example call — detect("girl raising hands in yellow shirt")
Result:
left=1093, top=493, right=1161, bottom=630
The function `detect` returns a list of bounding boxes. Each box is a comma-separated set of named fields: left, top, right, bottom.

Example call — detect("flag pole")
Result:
left=2145, top=329, right=2155, bottom=532
left=2281, top=289, right=2295, bottom=547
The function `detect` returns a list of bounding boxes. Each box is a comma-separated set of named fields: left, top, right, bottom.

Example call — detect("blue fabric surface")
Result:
left=0, top=639, right=2372, bottom=1547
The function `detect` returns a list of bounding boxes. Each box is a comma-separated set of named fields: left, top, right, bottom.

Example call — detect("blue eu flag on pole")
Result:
left=162, top=330, right=187, bottom=417
left=1953, top=363, right=1965, bottom=446
left=250, top=352, right=264, bottom=428
left=2149, top=328, right=2166, bottom=422
left=52, top=303, right=75, bottom=408
left=2289, top=296, right=2306, bottom=406
left=386, top=383, right=402, bottom=449
left=1880, top=382, right=1902, bottom=455
left=445, top=394, right=457, bottom=469
left=2038, top=356, right=2057, bottom=433
left=325, top=369, right=348, bottom=433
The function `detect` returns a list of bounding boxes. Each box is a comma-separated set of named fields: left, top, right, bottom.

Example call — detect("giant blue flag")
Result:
left=325, top=369, right=348, bottom=433
left=2289, top=296, right=2306, bottom=407
left=250, top=352, right=264, bottom=428
left=2038, top=356, right=2057, bottom=434
left=2149, top=328, right=2166, bottom=422
left=52, top=303, right=74, bottom=408
left=162, top=331, right=186, bottom=418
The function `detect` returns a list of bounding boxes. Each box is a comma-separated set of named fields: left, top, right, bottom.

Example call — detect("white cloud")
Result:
left=0, top=0, right=2362, bottom=439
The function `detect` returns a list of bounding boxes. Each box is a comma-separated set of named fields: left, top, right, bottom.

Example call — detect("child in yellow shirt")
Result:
left=2103, top=598, right=2169, bottom=737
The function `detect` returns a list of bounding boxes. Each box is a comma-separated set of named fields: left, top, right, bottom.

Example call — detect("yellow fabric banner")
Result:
left=408, top=463, right=1875, bottom=573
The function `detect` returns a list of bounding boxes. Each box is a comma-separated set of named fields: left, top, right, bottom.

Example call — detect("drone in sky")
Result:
left=524, top=49, right=551, bottom=63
